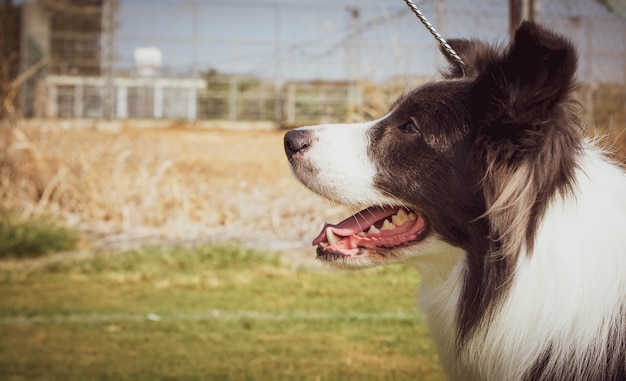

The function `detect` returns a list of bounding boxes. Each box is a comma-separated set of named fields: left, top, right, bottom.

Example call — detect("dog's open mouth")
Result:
left=312, top=205, right=428, bottom=258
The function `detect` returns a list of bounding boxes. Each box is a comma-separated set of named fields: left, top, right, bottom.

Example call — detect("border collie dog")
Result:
left=284, top=22, right=626, bottom=381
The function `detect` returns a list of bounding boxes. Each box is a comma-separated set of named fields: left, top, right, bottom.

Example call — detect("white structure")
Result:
left=134, top=47, right=162, bottom=77
left=45, top=75, right=206, bottom=120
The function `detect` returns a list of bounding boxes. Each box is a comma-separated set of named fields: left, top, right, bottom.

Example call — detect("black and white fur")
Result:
left=284, top=22, right=626, bottom=381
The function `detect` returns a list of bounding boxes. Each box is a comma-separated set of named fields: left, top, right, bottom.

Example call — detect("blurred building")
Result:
left=0, top=1, right=21, bottom=119
left=17, top=0, right=204, bottom=120
left=19, top=0, right=109, bottom=116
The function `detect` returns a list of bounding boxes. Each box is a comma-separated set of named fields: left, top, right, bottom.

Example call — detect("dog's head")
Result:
left=284, top=22, right=580, bottom=269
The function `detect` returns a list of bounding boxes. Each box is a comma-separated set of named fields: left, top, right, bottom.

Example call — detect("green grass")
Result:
left=0, top=210, right=79, bottom=259
left=0, top=244, right=445, bottom=381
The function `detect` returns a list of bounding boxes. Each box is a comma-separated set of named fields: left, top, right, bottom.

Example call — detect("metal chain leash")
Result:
left=402, top=0, right=465, bottom=70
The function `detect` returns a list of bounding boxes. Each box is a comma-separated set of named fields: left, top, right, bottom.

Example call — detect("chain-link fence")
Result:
left=4, top=0, right=626, bottom=128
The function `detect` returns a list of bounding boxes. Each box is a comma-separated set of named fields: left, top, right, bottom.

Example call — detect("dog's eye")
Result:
left=400, top=121, right=420, bottom=134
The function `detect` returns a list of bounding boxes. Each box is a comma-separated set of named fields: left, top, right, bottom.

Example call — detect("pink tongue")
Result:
left=312, top=205, right=400, bottom=246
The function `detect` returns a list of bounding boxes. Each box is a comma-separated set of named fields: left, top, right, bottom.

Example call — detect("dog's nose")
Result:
left=284, top=129, right=311, bottom=159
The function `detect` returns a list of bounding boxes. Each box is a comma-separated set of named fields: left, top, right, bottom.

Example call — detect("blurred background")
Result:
left=1, top=1, right=625, bottom=380
left=3, top=0, right=626, bottom=126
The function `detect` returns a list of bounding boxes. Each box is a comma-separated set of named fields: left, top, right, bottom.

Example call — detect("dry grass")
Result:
left=608, top=129, right=626, bottom=163
left=0, top=121, right=350, bottom=262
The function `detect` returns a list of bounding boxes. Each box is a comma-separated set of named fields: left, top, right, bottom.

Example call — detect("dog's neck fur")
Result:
left=413, top=144, right=626, bottom=381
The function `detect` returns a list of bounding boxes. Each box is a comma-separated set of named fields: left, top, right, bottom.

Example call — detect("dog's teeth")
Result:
left=319, top=242, right=328, bottom=248
left=408, top=212, right=417, bottom=221
left=357, top=232, right=366, bottom=237
left=368, top=225, right=380, bottom=234
left=326, top=227, right=340, bottom=245
left=381, top=219, right=394, bottom=231
left=392, top=209, right=408, bottom=226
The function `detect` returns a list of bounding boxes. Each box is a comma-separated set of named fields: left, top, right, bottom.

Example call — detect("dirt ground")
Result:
left=2, top=121, right=355, bottom=267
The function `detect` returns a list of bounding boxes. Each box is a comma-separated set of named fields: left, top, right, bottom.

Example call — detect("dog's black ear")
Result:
left=441, top=39, right=494, bottom=79
left=477, top=21, right=578, bottom=135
